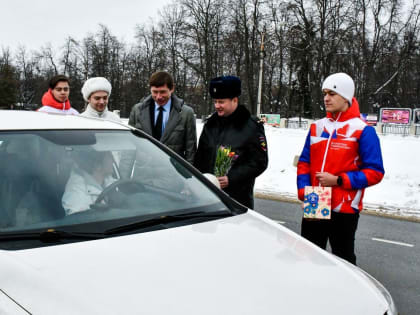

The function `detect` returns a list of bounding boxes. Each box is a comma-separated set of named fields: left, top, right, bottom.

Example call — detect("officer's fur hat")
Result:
left=209, top=76, right=241, bottom=99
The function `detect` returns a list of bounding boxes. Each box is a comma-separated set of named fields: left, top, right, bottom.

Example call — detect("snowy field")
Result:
left=197, top=120, right=420, bottom=219
left=123, top=118, right=420, bottom=219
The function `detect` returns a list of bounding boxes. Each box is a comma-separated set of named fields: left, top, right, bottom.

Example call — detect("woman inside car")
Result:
left=62, top=150, right=116, bottom=215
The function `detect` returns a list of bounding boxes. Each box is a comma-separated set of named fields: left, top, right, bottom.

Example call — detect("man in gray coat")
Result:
left=128, top=71, right=197, bottom=164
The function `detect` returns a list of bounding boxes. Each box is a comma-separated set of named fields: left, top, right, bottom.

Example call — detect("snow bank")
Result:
left=198, top=120, right=420, bottom=218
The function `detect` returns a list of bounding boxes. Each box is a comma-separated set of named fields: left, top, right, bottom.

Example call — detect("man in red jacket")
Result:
left=38, top=75, right=79, bottom=115
left=297, top=73, right=384, bottom=264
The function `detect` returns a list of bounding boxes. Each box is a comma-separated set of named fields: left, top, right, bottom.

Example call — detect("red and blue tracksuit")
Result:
left=297, top=98, right=384, bottom=214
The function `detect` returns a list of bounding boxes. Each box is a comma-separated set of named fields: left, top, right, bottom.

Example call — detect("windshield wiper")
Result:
left=104, top=210, right=233, bottom=235
left=0, top=229, right=104, bottom=243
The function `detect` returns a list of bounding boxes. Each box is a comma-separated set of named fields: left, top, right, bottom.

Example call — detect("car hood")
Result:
left=0, top=211, right=388, bottom=315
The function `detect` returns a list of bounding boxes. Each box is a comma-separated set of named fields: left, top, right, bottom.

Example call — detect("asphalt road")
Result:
left=254, top=198, right=420, bottom=315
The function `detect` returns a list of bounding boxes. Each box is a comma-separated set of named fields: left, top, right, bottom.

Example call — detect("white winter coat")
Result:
left=62, top=168, right=116, bottom=215
left=38, top=106, right=79, bottom=115
left=81, top=104, right=121, bottom=123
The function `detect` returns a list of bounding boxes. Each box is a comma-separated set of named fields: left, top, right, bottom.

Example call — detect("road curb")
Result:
left=255, top=191, right=420, bottom=223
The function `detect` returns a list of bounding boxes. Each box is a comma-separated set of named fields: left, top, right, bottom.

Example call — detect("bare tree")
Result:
left=0, top=49, right=19, bottom=108
left=5, top=0, right=420, bottom=118
left=180, top=0, right=225, bottom=114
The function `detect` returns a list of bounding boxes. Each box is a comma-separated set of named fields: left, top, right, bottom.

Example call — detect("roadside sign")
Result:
left=414, top=109, right=420, bottom=124
left=380, top=108, right=412, bottom=124
left=361, top=113, right=378, bottom=126
left=260, top=114, right=280, bottom=126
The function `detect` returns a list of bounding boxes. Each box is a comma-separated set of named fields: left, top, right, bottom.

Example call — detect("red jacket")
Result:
left=40, top=89, right=71, bottom=110
left=297, top=98, right=384, bottom=214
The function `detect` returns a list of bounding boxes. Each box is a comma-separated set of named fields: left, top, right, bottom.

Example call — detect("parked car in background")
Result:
left=0, top=111, right=397, bottom=315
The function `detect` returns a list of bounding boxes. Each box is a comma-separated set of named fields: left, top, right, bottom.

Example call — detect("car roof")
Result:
left=0, top=110, right=131, bottom=131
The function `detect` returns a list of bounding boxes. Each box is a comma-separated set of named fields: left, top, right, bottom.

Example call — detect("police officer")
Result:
left=194, top=76, right=268, bottom=208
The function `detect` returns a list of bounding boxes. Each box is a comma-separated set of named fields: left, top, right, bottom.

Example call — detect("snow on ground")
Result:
left=124, top=118, right=420, bottom=218
left=197, top=120, right=420, bottom=218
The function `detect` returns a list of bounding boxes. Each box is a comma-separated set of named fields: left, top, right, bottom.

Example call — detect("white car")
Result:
left=0, top=111, right=397, bottom=315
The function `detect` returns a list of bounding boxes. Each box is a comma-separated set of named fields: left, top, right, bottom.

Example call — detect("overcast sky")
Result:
left=1, top=0, right=171, bottom=51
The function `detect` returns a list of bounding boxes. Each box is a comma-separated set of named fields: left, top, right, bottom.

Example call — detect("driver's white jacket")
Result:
left=62, top=168, right=116, bottom=215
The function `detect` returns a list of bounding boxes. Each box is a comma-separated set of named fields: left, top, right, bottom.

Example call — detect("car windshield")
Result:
left=0, top=129, right=233, bottom=247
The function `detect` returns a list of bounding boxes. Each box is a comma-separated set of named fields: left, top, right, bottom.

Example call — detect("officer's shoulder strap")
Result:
left=250, top=115, right=266, bottom=128
left=203, top=112, right=217, bottom=124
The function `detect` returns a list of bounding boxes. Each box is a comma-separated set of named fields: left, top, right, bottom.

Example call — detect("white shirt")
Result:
left=154, top=99, right=172, bottom=132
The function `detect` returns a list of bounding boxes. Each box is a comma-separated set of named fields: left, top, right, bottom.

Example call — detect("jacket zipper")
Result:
left=320, top=112, right=341, bottom=175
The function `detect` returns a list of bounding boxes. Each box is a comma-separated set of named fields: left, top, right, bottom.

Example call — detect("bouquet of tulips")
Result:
left=214, top=146, right=238, bottom=177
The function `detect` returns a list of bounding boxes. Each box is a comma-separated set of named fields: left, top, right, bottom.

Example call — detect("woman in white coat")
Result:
left=62, top=151, right=116, bottom=215
left=80, top=77, right=121, bottom=123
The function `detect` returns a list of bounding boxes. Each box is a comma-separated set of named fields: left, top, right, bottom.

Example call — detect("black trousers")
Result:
left=301, top=212, right=360, bottom=265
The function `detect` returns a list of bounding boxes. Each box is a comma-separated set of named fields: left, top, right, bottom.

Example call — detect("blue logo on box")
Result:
left=305, top=192, right=319, bottom=210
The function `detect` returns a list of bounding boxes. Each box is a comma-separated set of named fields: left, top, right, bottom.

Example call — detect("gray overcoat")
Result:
left=128, top=94, right=197, bottom=164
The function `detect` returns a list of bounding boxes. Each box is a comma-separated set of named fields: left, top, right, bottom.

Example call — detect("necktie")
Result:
left=154, top=106, right=164, bottom=140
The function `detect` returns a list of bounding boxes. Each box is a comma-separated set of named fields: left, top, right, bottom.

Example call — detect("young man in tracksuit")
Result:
left=297, top=73, right=385, bottom=264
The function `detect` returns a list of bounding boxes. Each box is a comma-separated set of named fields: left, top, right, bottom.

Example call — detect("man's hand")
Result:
left=217, top=176, right=229, bottom=189
left=315, top=172, right=338, bottom=187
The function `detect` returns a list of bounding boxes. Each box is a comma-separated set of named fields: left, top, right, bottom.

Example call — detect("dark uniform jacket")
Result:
left=128, top=94, right=197, bottom=163
left=194, top=105, right=268, bottom=208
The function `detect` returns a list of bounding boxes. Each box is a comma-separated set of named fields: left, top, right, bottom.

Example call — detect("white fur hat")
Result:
left=322, top=72, right=355, bottom=104
left=81, top=77, right=112, bottom=102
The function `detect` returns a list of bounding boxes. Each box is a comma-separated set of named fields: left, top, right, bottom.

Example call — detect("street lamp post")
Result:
left=256, top=31, right=265, bottom=117
left=372, top=102, right=380, bottom=114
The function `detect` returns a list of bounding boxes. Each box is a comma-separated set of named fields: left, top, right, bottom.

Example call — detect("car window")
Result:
left=0, top=130, right=229, bottom=241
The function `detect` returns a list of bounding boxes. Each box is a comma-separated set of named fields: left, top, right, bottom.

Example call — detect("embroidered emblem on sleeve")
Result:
left=259, top=136, right=267, bottom=151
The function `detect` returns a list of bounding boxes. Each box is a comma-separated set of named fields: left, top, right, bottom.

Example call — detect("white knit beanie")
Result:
left=81, top=77, right=112, bottom=102
left=322, top=73, right=355, bottom=104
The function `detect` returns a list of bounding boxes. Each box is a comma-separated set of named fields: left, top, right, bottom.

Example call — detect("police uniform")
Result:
left=194, top=76, right=268, bottom=208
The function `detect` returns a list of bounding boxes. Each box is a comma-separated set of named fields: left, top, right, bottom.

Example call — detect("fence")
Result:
left=381, top=123, right=411, bottom=136
left=285, top=120, right=308, bottom=129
